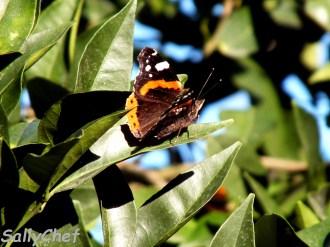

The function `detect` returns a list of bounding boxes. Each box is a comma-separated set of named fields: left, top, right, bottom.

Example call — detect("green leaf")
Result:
left=27, top=78, right=69, bottom=119
left=305, top=0, right=330, bottom=31
left=93, top=165, right=136, bottom=247
left=132, top=185, right=158, bottom=208
left=168, top=218, right=212, bottom=246
left=206, top=7, right=258, bottom=58
left=0, top=0, right=39, bottom=54
left=0, top=138, right=18, bottom=189
left=0, top=104, right=9, bottom=141
left=51, top=120, right=234, bottom=194
left=293, top=103, right=325, bottom=190
left=38, top=91, right=129, bottom=145
left=297, top=216, right=330, bottom=247
left=255, top=214, right=308, bottom=247
left=244, top=173, right=279, bottom=214
left=74, top=0, right=137, bottom=92
left=233, top=59, right=300, bottom=159
left=301, top=42, right=325, bottom=71
left=177, top=74, right=188, bottom=85
left=38, top=101, right=61, bottom=145
left=69, top=0, right=84, bottom=65
left=308, top=184, right=330, bottom=220
left=209, top=193, right=255, bottom=247
left=45, top=110, right=127, bottom=192
left=70, top=181, right=100, bottom=229
left=263, top=0, right=302, bottom=28
left=133, top=142, right=241, bottom=246
left=309, top=63, right=330, bottom=84
left=0, top=63, right=24, bottom=119
left=295, top=201, right=320, bottom=229
left=9, top=120, right=40, bottom=147
left=29, top=223, right=90, bottom=247
left=279, top=186, right=307, bottom=217
left=23, top=136, right=80, bottom=185
left=207, top=136, right=248, bottom=205
left=0, top=23, right=71, bottom=99
left=26, top=0, right=80, bottom=85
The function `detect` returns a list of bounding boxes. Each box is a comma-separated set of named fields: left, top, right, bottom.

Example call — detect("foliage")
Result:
left=0, top=0, right=329, bottom=247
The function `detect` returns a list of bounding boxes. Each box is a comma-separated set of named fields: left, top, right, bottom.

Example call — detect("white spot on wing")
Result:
left=145, top=65, right=151, bottom=71
left=155, top=61, right=170, bottom=71
left=149, top=74, right=153, bottom=78
left=146, top=59, right=149, bottom=63
left=151, top=49, right=158, bottom=56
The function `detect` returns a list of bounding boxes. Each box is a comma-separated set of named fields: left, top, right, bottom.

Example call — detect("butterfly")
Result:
left=125, top=47, right=204, bottom=141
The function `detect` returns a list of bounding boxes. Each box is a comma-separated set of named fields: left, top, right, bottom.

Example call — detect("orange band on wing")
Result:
left=139, top=80, right=182, bottom=96
left=125, top=93, right=140, bottom=134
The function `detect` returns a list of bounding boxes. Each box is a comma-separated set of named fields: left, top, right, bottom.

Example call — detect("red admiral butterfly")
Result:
left=125, top=47, right=204, bottom=141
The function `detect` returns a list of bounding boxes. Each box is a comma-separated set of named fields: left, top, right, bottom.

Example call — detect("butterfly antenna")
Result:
left=197, top=67, right=215, bottom=100
left=199, top=78, right=222, bottom=99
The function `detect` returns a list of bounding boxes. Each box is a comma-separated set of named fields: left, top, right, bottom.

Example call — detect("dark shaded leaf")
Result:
left=255, top=214, right=308, bottom=247
left=38, top=91, right=129, bottom=145
left=93, top=165, right=136, bottom=247
left=27, top=78, right=69, bottom=119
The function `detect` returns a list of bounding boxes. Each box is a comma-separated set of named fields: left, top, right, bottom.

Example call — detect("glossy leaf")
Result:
left=51, top=119, right=234, bottom=194
left=0, top=0, right=39, bottom=54
left=209, top=193, right=255, bottom=247
left=75, top=0, right=137, bottom=92
left=133, top=142, right=241, bottom=246
left=45, top=110, right=127, bottom=193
